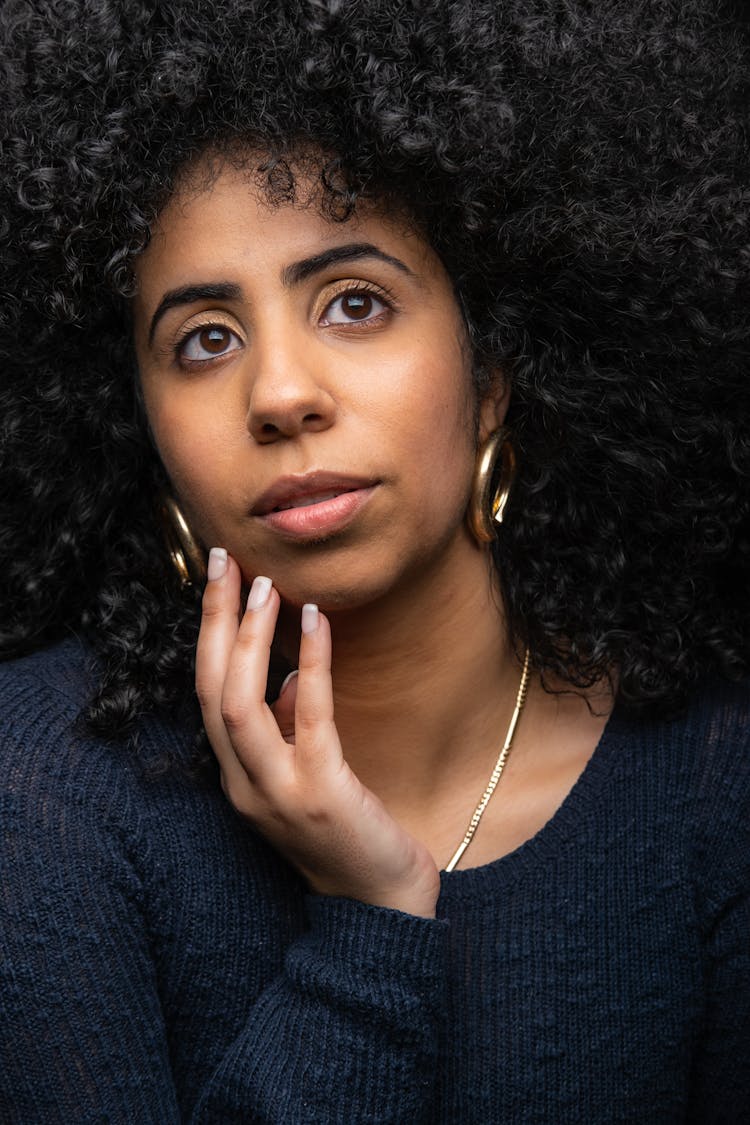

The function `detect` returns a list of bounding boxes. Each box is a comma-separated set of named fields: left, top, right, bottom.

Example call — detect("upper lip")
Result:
left=251, top=471, right=378, bottom=516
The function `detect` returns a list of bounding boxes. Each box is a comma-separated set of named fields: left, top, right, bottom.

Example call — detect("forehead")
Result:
left=133, top=157, right=440, bottom=301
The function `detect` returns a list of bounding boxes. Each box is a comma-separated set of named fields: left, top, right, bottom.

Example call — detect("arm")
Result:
left=0, top=771, right=182, bottom=1124
left=192, top=895, right=446, bottom=1124
left=687, top=890, right=750, bottom=1123
left=188, top=554, right=449, bottom=1121
left=0, top=667, right=446, bottom=1124
left=687, top=697, right=750, bottom=1122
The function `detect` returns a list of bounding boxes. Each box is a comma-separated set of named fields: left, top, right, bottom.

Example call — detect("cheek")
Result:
left=144, top=394, right=194, bottom=480
left=141, top=383, right=237, bottom=520
left=421, top=416, right=476, bottom=523
left=377, top=348, right=477, bottom=527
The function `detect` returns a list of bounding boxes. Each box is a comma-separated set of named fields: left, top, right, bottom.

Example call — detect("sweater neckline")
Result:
left=437, top=705, right=632, bottom=900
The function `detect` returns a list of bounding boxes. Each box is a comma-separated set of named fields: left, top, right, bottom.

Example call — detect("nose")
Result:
left=245, top=343, right=336, bottom=445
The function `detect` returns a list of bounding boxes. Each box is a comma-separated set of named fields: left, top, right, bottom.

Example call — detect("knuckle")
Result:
left=297, top=648, right=325, bottom=674
left=200, top=582, right=226, bottom=620
left=235, top=618, right=270, bottom=654
left=297, top=733, right=335, bottom=775
left=220, top=694, right=251, bottom=732
left=295, top=708, right=332, bottom=739
left=222, top=780, right=256, bottom=820
left=297, top=794, right=330, bottom=826
left=195, top=673, right=218, bottom=712
left=293, top=712, right=321, bottom=741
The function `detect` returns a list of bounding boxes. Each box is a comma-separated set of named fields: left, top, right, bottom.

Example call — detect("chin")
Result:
left=279, top=577, right=390, bottom=615
left=235, top=520, right=462, bottom=614
left=260, top=554, right=400, bottom=615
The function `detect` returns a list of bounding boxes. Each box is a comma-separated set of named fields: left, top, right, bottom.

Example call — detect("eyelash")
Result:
left=319, top=282, right=396, bottom=328
left=174, top=321, right=243, bottom=367
left=172, top=282, right=397, bottom=367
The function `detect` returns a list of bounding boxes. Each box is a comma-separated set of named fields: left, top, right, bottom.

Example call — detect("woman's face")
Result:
left=133, top=159, right=506, bottom=610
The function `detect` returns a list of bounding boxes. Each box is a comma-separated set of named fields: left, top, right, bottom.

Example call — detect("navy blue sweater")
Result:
left=1, top=639, right=748, bottom=1123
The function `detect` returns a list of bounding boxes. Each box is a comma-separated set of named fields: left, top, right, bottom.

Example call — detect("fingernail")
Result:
left=207, top=547, right=228, bottom=581
left=279, top=669, right=298, bottom=695
left=301, top=603, right=319, bottom=634
left=247, top=575, right=272, bottom=612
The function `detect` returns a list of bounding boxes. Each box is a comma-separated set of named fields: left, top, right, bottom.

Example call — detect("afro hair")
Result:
left=1, top=0, right=748, bottom=761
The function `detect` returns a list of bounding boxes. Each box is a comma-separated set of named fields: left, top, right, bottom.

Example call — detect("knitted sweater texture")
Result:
left=1, top=639, right=748, bottom=1124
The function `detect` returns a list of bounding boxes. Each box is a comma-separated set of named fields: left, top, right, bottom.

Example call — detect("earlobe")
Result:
left=477, top=370, right=511, bottom=442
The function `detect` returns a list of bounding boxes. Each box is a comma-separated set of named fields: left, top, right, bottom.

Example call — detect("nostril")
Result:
left=248, top=401, right=334, bottom=440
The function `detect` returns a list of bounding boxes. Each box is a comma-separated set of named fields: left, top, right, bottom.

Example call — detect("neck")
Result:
left=277, top=536, right=524, bottom=808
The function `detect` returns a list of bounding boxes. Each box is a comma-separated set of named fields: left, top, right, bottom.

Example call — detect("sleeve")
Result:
left=0, top=689, right=447, bottom=1124
left=687, top=888, right=750, bottom=1123
left=192, top=896, right=447, bottom=1124
left=686, top=698, right=750, bottom=1123
left=0, top=771, right=183, bottom=1123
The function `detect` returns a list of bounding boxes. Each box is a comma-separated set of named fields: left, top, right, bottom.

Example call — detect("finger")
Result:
left=195, top=548, right=242, bottom=714
left=270, top=670, right=298, bottom=742
left=220, top=577, right=291, bottom=785
left=294, top=604, right=342, bottom=774
left=195, top=550, right=251, bottom=793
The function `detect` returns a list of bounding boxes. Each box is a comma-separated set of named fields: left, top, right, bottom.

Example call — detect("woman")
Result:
left=1, top=0, right=748, bottom=1121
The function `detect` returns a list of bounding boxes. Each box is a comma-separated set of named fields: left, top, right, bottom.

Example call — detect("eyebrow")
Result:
left=280, top=242, right=416, bottom=287
left=148, top=282, right=242, bottom=345
left=147, top=243, right=416, bottom=345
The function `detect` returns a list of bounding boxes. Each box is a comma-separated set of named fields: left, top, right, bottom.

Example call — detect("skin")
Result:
left=134, top=156, right=612, bottom=918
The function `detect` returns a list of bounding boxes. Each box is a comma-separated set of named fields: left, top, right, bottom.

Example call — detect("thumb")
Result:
left=271, top=669, right=298, bottom=741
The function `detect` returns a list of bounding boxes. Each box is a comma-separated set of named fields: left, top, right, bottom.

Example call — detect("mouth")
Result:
left=252, top=472, right=379, bottom=539
left=270, top=489, right=352, bottom=513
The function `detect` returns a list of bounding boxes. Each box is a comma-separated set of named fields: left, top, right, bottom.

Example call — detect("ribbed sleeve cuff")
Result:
left=304, top=893, right=448, bottom=981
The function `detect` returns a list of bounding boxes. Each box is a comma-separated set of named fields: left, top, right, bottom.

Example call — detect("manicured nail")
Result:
left=301, top=603, right=319, bottom=634
left=279, top=669, right=298, bottom=695
left=207, top=547, right=228, bottom=581
left=247, top=575, right=273, bottom=612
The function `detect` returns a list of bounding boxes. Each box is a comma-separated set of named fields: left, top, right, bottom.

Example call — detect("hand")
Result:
left=195, top=550, right=441, bottom=918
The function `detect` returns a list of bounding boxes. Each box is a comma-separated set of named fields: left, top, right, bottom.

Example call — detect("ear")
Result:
left=477, top=370, right=511, bottom=443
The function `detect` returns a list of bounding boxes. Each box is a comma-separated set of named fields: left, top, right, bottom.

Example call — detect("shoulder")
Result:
left=0, top=637, right=197, bottom=841
left=686, top=678, right=750, bottom=807
left=655, top=677, right=750, bottom=804
left=600, top=681, right=750, bottom=900
left=0, top=637, right=96, bottom=794
left=617, top=676, right=750, bottom=795
left=0, top=634, right=94, bottom=721
left=0, top=639, right=224, bottom=925
left=646, top=678, right=750, bottom=918
left=677, top=676, right=750, bottom=754
left=0, top=634, right=195, bottom=771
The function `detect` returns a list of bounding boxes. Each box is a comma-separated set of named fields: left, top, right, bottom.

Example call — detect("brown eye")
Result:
left=179, top=324, right=243, bottom=363
left=342, top=294, right=373, bottom=319
left=322, top=290, right=388, bottom=325
left=199, top=327, right=231, bottom=353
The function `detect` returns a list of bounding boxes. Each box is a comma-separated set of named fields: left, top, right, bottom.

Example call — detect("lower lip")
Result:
left=258, top=486, right=378, bottom=539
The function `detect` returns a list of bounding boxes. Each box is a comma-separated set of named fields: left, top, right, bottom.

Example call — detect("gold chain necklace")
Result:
left=444, top=648, right=531, bottom=872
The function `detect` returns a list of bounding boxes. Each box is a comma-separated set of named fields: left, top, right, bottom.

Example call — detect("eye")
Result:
left=178, top=324, right=243, bottom=364
left=321, top=289, right=389, bottom=326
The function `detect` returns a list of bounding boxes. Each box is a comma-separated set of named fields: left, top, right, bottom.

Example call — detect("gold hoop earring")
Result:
left=159, top=493, right=207, bottom=587
left=467, top=427, right=517, bottom=544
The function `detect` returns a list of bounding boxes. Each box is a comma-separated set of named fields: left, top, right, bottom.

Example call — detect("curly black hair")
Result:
left=1, top=0, right=748, bottom=758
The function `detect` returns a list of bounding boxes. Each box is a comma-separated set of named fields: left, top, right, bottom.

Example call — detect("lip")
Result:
left=251, top=471, right=379, bottom=539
